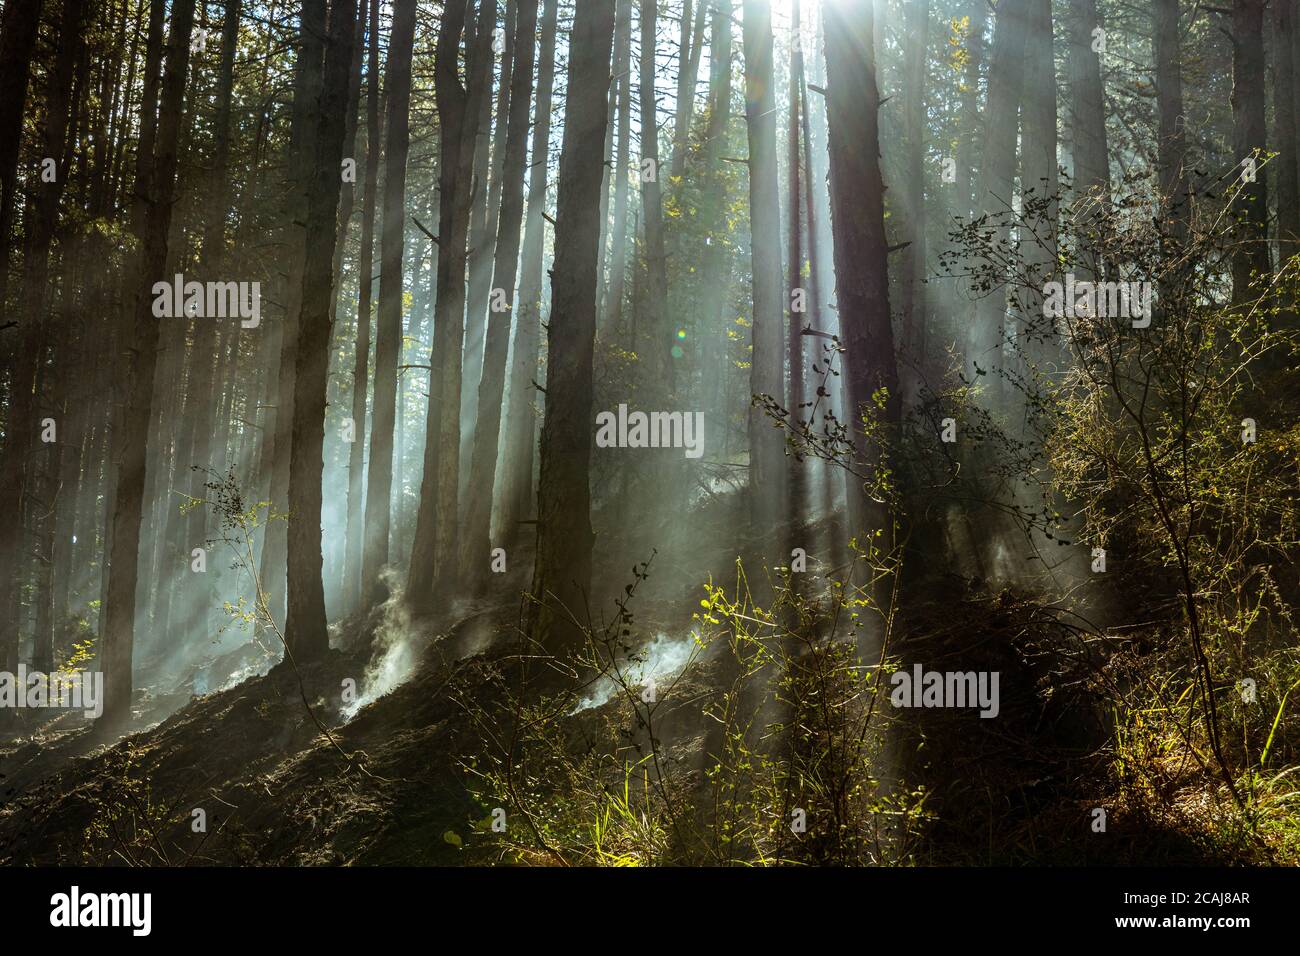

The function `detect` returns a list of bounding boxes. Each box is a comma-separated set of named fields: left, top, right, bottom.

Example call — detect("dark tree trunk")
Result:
left=462, top=0, right=509, bottom=488
left=972, top=0, right=1028, bottom=402
left=361, top=0, right=417, bottom=607
left=901, top=0, right=928, bottom=384
left=0, top=0, right=45, bottom=320
left=605, top=0, right=633, bottom=326
left=956, top=0, right=986, bottom=222
left=786, top=0, right=807, bottom=518
left=527, top=0, right=616, bottom=651
left=285, top=0, right=359, bottom=661
left=1022, top=0, right=1058, bottom=369
left=1232, top=0, right=1269, bottom=302
left=822, top=0, right=897, bottom=542
left=101, top=0, right=196, bottom=725
left=408, top=0, right=486, bottom=610
left=344, top=0, right=381, bottom=612
left=641, top=0, right=670, bottom=384
left=670, top=0, right=708, bottom=177
left=1068, top=0, right=1108, bottom=202
left=742, top=0, right=785, bottom=529
left=1153, top=0, right=1188, bottom=236
left=461, top=0, right=540, bottom=588
left=499, top=0, right=559, bottom=539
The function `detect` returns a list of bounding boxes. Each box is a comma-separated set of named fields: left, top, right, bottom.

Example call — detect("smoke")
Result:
left=570, top=629, right=700, bottom=714
left=341, top=569, right=425, bottom=720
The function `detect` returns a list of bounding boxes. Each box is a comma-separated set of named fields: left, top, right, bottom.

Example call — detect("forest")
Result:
left=0, top=0, right=1298, bottom=870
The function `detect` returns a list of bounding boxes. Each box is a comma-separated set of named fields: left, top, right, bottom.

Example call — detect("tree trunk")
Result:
left=1153, top=0, right=1187, bottom=236
left=0, top=0, right=45, bottom=321
left=972, top=0, right=1028, bottom=403
left=670, top=0, right=708, bottom=177
left=1231, top=0, right=1270, bottom=302
left=822, top=0, right=897, bottom=543
left=407, top=0, right=482, bottom=611
left=101, top=0, right=196, bottom=725
left=462, top=0, right=506, bottom=475
left=527, top=0, right=616, bottom=651
left=956, top=0, right=986, bottom=222
left=499, top=0, right=559, bottom=539
left=641, top=0, right=670, bottom=384
left=606, top=0, right=634, bottom=326
left=1022, top=0, right=1058, bottom=370
left=901, top=0, right=928, bottom=386
left=285, top=0, right=359, bottom=661
left=344, top=0, right=381, bottom=612
left=1068, top=0, right=1108, bottom=202
left=461, top=0, right=539, bottom=589
left=362, top=0, right=417, bottom=607
left=742, top=0, right=785, bottom=529
left=786, top=0, right=806, bottom=518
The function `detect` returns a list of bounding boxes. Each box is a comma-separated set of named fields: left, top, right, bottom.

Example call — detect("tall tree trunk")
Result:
left=0, top=0, right=45, bottom=321
left=407, top=0, right=486, bottom=610
left=344, top=0, right=381, bottom=612
left=972, top=0, right=1028, bottom=404
left=101, top=0, right=196, bottom=725
left=605, top=0, right=634, bottom=326
left=362, top=0, right=417, bottom=607
left=955, top=0, right=986, bottom=222
left=641, top=0, right=670, bottom=384
left=499, top=0, right=559, bottom=539
left=670, top=0, right=708, bottom=177
left=901, top=0, right=929, bottom=386
left=786, top=0, right=806, bottom=518
left=28, top=0, right=89, bottom=672
left=1231, top=0, right=1270, bottom=302
left=286, top=0, right=359, bottom=660
left=462, top=0, right=540, bottom=589
left=461, top=0, right=506, bottom=472
left=167, top=0, right=241, bottom=650
left=527, top=0, right=616, bottom=651
left=1022, top=0, right=1058, bottom=369
left=742, top=0, right=785, bottom=529
left=823, top=0, right=897, bottom=543
left=1067, top=0, right=1108, bottom=203
left=1153, top=0, right=1187, bottom=237
left=698, top=0, right=732, bottom=475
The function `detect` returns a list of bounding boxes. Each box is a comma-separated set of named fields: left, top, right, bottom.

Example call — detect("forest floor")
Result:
left=0, top=490, right=1260, bottom=865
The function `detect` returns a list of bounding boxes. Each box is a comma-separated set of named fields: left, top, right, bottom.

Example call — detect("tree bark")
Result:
left=1068, top=0, right=1108, bottom=202
left=499, top=0, right=559, bottom=539
left=1153, top=0, right=1188, bottom=238
left=605, top=0, right=634, bottom=326
left=527, top=0, right=616, bottom=651
left=408, top=0, right=483, bottom=611
left=670, top=0, right=708, bottom=178
left=0, top=0, right=45, bottom=321
left=823, top=0, right=897, bottom=541
left=344, top=0, right=381, bottom=612
left=742, top=0, right=785, bottom=528
left=972, top=0, right=1028, bottom=402
left=1232, top=0, right=1269, bottom=302
left=285, top=0, right=359, bottom=661
left=786, top=0, right=807, bottom=518
left=361, top=0, right=417, bottom=607
left=101, top=0, right=196, bottom=725
left=462, top=0, right=540, bottom=588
